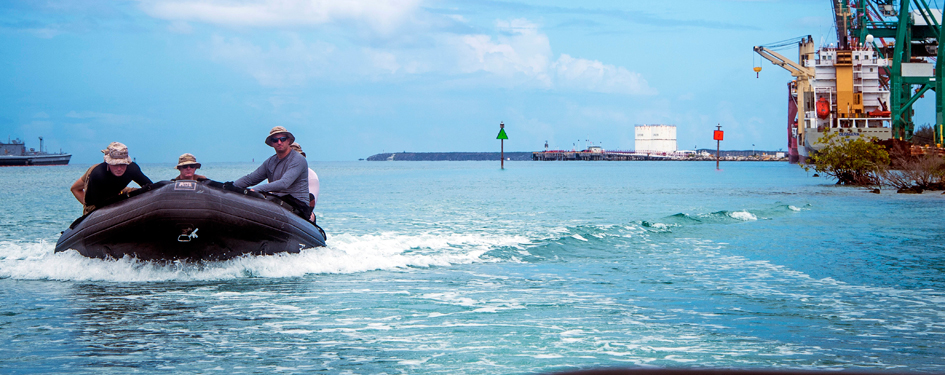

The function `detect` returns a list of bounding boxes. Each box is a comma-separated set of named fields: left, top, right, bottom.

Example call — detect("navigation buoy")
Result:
left=816, top=97, right=830, bottom=119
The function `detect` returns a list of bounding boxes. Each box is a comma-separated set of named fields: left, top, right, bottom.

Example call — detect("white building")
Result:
left=634, top=125, right=677, bottom=153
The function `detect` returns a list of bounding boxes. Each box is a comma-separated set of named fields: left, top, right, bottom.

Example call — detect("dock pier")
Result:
left=532, top=150, right=670, bottom=161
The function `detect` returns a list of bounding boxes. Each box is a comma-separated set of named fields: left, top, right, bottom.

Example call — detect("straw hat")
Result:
left=290, top=142, right=306, bottom=157
left=265, top=126, right=296, bottom=146
left=176, top=153, right=201, bottom=169
left=102, top=142, right=132, bottom=165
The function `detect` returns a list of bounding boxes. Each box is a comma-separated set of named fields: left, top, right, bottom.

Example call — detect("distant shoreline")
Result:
left=365, top=151, right=788, bottom=161
left=366, top=152, right=534, bottom=161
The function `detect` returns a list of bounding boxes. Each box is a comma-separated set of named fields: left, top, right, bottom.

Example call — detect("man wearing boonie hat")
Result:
left=70, top=142, right=152, bottom=215
left=290, top=142, right=320, bottom=222
left=172, top=153, right=207, bottom=181
left=234, top=126, right=311, bottom=221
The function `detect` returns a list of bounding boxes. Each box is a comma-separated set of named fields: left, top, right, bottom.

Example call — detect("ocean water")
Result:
left=1, top=161, right=944, bottom=374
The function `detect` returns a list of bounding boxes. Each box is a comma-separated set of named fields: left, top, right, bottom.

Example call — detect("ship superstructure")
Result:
left=803, top=44, right=893, bottom=159
left=0, top=137, right=71, bottom=166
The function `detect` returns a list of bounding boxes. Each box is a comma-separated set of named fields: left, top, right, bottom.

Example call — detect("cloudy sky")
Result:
left=1, top=0, right=937, bottom=163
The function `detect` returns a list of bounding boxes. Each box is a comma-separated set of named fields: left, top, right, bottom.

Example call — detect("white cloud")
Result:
left=452, top=19, right=552, bottom=87
left=449, top=21, right=653, bottom=95
left=552, top=54, right=656, bottom=95
left=179, top=7, right=652, bottom=95
left=209, top=34, right=337, bottom=87
left=140, top=0, right=421, bottom=35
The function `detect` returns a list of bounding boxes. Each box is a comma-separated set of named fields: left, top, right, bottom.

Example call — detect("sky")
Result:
left=0, top=0, right=939, bottom=163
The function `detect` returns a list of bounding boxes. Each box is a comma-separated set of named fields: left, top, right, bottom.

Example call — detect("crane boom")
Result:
left=752, top=36, right=817, bottom=163
left=752, top=46, right=814, bottom=78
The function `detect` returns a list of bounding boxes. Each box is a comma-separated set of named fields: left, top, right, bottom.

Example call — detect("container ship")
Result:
left=0, top=137, right=71, bottom=166
left=757, top=36, right=893, bottom=163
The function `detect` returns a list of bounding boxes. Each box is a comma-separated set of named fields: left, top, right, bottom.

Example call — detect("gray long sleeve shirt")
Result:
left=234, top=151, right=310, bottom=203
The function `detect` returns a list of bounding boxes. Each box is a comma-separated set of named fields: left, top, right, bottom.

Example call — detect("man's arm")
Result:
left=234, top=160, right=270, bottom=189
left=71, top=164, right=97, bottom=205
left=70, top=177, right=86, bottom=205
left=129, top=163, right=153, bottom=187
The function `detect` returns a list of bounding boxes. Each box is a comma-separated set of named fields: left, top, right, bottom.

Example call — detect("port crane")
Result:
left=756, top=0, right=945, bottom=146
left=753, top=37, right=816, bottom=162
left=841, top=0, right=944, bottom=143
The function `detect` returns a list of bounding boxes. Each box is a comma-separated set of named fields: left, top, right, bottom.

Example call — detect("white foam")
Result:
left=0, top=230, right=533, bottom=282
left=646, top=223, right=671, bottom=230
left=729, top=210, right=757, bottom=221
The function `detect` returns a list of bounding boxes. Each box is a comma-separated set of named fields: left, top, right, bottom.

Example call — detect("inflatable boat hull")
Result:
left=55, top=180, right=326, bottom=261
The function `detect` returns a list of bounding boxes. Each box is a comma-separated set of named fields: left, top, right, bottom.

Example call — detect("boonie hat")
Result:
left=102, top=142, right=132, bottom=165
left=265, top=126, right=296, bottom=146
left=290, top=142, right=306, bottom=157
left=176, top=153, right=201, bottom=169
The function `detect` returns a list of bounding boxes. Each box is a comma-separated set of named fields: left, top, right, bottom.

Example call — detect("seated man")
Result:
left=290, top=142, right=320, bottom=222
left=172, top=153, right=207, bottom=181
left=70, top=142, right=152, bottom=215
left=234, top=126, right=311, bottom=220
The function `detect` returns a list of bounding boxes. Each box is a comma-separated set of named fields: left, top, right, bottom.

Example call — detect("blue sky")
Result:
left=1, top=0, right=937, bottom=162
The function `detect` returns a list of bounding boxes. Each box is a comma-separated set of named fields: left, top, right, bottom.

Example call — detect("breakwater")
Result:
left=366, top=152, right=533, bottom=161
left=534, top=149, right=787, bottom=161
left=367, top=150, right=787, bottom=161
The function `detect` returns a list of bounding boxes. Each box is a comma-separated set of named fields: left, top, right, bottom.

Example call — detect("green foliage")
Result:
left=803, top=131, right=890, bottom=185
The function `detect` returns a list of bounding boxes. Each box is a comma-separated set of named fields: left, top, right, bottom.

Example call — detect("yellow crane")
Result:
left=753, top=36, right=816, bottom=146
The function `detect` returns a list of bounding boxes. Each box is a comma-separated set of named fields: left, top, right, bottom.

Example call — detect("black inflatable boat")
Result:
left=55, top=180, right=327, bottom=261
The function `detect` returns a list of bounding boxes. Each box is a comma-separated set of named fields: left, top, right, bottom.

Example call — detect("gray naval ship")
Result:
left=0, top=137, right=71, bottom=166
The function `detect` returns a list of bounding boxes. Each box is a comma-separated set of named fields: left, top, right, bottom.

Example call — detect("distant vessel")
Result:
left=0, top=137, right=71, bottom=166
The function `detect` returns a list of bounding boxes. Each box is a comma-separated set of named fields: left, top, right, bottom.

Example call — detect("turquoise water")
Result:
left=1, top=161, right=944, bottom=374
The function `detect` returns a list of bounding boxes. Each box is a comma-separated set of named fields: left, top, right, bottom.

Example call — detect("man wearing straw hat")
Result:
left=70, top=142, right=152, bottom=215
left=234, top=126, right=311, bottom=220
left=172, top=153, right=207, bottom=181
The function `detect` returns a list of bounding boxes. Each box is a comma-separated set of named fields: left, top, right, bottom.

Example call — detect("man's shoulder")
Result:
left=87, top=163, right=108, bottom=178
left=288, top=151, right=307, bottom=167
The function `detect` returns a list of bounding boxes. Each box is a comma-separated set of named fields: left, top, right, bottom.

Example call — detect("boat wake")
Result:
left=0, top=230, right=534, bottom=282
left=0, top=203, right=805, bottom=282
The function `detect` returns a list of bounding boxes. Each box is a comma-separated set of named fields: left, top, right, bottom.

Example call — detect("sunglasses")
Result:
left=179, top=165, right=198, bottom=169
left=270, top=136, right=290, bottom=144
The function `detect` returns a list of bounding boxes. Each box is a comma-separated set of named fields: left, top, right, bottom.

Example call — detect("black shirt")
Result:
left=84, top=162, right=153, bottom=207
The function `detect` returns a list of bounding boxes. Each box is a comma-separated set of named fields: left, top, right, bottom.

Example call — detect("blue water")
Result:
left=1, top=161, right=944, bottom=374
